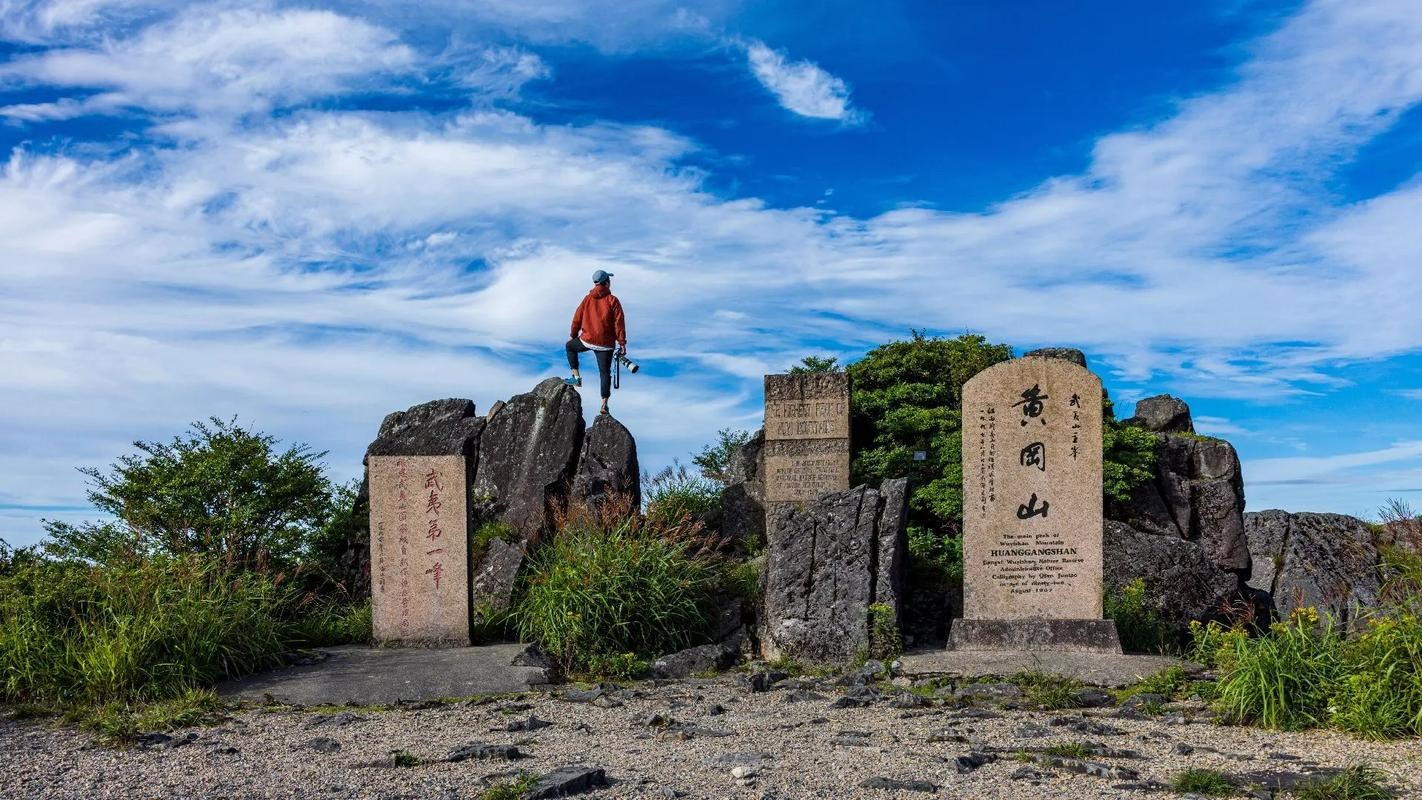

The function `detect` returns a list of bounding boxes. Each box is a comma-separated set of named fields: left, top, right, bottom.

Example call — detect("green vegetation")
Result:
left=41, top=417, right=334, bottom=572
left=1010, top=669, right=1084, bottom=710
left=1192, top=601, right=1422, bottom=738
left=789, top=355, right=842, bottom=374
left=1169, top=768, right=1236, bottom=796
left=867, top=603, right=902, bottom=661
left=1295, top=765, right=1395, bottom=800
left=693, top=428, right=755, bottom=485
left=1117, top=665, right=1189, bottom=703
left=1101, top=418, right=1161, bottom=505
left=513, top=506, right=723, bottom=678
left=389, top=750, right=422, bottom=768
left=642, top=462, right=721, bottom=529
left=0, top=421, right=369, bottom=742
left=1042, top=742, right=1091, bottom=759
left=1105, top=578, right=1176, bottom=654
left=482, top=774, right=539, bottom=800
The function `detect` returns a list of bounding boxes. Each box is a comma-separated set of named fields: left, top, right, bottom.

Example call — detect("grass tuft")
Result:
left=1169, top=768, right=1236, bottom=796
left=1010, top=669, right=1084, bottom=710
left=1295, top=765, right=1395, bottom=800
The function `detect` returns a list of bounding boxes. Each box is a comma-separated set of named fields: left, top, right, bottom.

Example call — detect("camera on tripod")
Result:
left=615, top=350, right=640, bottom=374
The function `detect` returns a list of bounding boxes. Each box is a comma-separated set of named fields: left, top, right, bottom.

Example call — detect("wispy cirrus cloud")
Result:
left=744, top=39, right=865, bottom=124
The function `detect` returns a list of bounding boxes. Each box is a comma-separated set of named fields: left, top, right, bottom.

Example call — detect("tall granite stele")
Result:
left=762, top=372, right=851, bottom=514
left=948, top=353, right=1122, bottom=652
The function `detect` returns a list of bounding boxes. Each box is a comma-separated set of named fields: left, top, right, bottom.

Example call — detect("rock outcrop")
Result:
left=761, top=479, right=908, bottom=666
left=1109, top=426, right=1249, bottom=573
left=1125, top=394, right=1194, bottom=434
left=1244, top=510, right=1382, bottom=627
left=1103, top=521, right=1239, bottom=626
left=355, top=380, right=643, bottom=615
left=571, top=415, right=640, bottom=510
left=720, top=429, right=765, bottom=551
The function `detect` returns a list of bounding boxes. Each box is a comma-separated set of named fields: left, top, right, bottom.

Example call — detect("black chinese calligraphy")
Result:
left=1016, top=493, right=1050, bottom=519
left=1020, top=441, right=1046, bottom=471
left=1014, top=384, right=1049, bottom=426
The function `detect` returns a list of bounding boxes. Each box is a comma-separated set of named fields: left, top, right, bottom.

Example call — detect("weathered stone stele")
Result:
left=950, top=354, right=1121, bottom=652
left=763, top=373, right=851, bottom=506
left=369, top=454, right=470, bottom=645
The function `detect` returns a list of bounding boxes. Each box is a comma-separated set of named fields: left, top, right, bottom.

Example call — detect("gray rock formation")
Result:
left=1126, top=394, right=1194, bottom=434
left=470, top=379, right=584, bottom=609
left=1109, top=427, right=1249, bottom=573
left=720, top=429, right=765, bottom=551
left=571, top=414, right=641, bottom=510
left=761, top=479, right=909, bottom=666
left=1023, top=347, right=1088, bottom=367
left=1244, top=510, right=1382, bottom=626
left=367, top=398, right=486, bottom=459
left=1103, top=520, right=1239, bottom=626
left=474, top=378, right=585, bottom=538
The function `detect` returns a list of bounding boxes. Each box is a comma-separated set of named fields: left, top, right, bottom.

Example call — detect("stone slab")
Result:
left=763, top=374, right=851, bottom=507
left=960, top=356, right=1105, bottom=620
left=217, top=644, right=549, bottom=705
left=369, top=455, right=470, bottom=645
left=897, top=648, right=1201, bottom=689
left=946, top=618, right=1122, bottom=654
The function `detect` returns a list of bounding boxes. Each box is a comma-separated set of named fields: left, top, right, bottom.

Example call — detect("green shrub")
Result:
left=1042, top=742, right=1091, bottom=758
left=643, top=462, right=721, bottom=529
left=1105, top=578, right=1175, bottom=654
left=0, top=555, right=294, bottom=705
left=1011, top=670, right=1083, bottom=710
left=41, top=418, right=334, bottom=572
left=284, top=599, right=372, bottom=647
left=1102, top=420, right=1160, bottom=505
left=1209, top=607, right=1346, bottom=730
left=868, top=603, right=902, bottom=661
left=1118, top=665, right=1188, bottom=702
left=1330, top=612, right=1422, bottom=739
left=1295, top=765, right=1395, bottom=800
left=692, top=428, right=754, bottom=485
left=513, top=512, right=722, bottom=677
left=1170, top=768, right=1236, bottom=796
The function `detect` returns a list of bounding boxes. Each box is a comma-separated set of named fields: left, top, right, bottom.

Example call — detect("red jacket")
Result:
left=570, top=285, right=626, bottom=348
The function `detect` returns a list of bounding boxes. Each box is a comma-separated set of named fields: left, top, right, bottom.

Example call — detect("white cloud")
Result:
left=1247, top=440, right=1422, bottom=486
left=1399, top=389, right=1422, bottom=401
left=745, top=39, right=864, bottom=123
left=0, top=6, right=416, bottom=118
left=1194, top=416, right=1250, bottom=437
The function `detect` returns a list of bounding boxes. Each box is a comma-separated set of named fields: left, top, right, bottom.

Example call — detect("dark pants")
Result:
left=566, top=338, right=614, bottom=399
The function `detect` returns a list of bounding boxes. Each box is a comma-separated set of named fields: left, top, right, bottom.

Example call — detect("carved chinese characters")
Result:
left=952, top=355, right=1120, bottom=652
left=369, top=455, right=470, bottom=645
left=763, top=374, right=851, bottom=505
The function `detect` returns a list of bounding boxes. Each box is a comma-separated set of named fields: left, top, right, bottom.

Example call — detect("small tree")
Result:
left=693, top=428, right=754, bottom=485
left=42, top=418, right=334, bottom=571
left=789, top=355, right=841, bottom=373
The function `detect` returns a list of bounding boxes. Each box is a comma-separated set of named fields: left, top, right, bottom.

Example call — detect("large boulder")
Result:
left=571, top=415, right=640, bottom=510
left=761, top=480, right=908, bottom=666
left=1126, top=394, right=1194, bottom=434
left=1103, top=521, right=1239, bottom=626
left=470, top=378, right=585, bottom=610
left=720, top=429, right=765, bottom=551
left=1109, top=412, right=1250, bottom=574
left=1244, top=510, right=1382, bottom=627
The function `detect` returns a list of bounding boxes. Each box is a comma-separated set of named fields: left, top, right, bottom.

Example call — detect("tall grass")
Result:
left=515, top=498, right=723, bottom=677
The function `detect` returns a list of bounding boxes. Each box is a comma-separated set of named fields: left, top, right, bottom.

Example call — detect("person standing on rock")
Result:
left=565, top=269, right=627, bottom=415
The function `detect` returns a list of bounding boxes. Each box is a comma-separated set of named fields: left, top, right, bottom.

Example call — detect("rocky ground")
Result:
left=5, top=671, right=1421, bottom=800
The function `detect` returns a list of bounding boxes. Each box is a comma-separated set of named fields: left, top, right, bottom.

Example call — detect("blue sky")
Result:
left=2, top=0, right=1422, bottom=547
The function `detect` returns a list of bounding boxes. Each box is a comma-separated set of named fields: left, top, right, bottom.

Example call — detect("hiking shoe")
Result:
left=564, top=375, right=582, bottom=387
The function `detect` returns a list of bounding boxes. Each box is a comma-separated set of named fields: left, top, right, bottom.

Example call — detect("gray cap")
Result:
left=592, top=269, right=614, bottom=284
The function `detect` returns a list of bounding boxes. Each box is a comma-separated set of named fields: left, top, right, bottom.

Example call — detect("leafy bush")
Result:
left=1102, top=418, right=1160, bottom=505
left=1011, top=669, right=1084, bottom=710
left=692, top=428, right=754, bottom=485
left=642, top=462, right=722, bottom=529
left=513, top=508, right=723, bottom=677
left=0, top=555, right=293, bottom=705
left=867, top=603, right=902, bottom=661
left=1330, top=613, right=1422, bottom=739
left=1105, top=578, right=1176, bottom=654
left=41, top=418, right=335, bottom=572
left=1209, top=607, right=1345, bottom=730
left=283, top=599, right=373, bottom=648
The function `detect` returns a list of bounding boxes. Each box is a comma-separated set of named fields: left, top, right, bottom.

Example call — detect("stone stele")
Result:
left=369, top=455, right=470, bottom=645
left=949, top=355, right=1121, bottom=653
left=763, top=373, right=851, bottom=506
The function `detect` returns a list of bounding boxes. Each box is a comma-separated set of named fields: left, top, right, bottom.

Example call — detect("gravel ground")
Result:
left=5, top=676, right=1421, bottom=800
